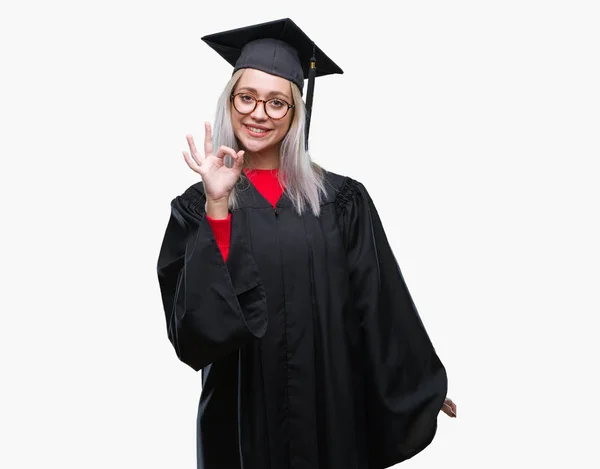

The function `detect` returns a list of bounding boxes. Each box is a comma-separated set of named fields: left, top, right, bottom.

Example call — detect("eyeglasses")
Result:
left=230, top=93, right=295, bottom=120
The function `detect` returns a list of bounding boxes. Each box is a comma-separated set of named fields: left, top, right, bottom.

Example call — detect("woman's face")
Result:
left=231, top=68, right=294, bottom=155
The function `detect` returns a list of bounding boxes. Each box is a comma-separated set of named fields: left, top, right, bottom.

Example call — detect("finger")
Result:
left=204, top=122, right=213, bottom=157
left=233, top=150, right=245, bottom=170
left=186, top=134, right=203, bottom=166
left=215, top=145, right=239, bottom=161
left=182, top=150, right=201, bottom=174
left=446, top=399, right=457, bottom=413
left=442, top=402, right=456, bottom=417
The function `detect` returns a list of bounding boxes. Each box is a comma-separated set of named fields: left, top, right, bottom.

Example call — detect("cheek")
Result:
left=231, top=115, right=244, bottom=137
left=276, top=116, right=293, bottom=136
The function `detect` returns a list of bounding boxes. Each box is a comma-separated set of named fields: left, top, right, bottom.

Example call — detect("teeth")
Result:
left=248, top=126, right=268, bottom=133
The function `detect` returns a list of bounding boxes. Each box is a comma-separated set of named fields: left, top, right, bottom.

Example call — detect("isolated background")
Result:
left=1, top=0, right=599, bottom=468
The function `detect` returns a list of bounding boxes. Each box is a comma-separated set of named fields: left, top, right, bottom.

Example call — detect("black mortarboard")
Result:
left=201, top=18, right=343, bottom=149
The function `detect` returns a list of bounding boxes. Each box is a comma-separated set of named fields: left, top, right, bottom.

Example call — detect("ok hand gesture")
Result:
left=182, top=122, right=245, bottom=202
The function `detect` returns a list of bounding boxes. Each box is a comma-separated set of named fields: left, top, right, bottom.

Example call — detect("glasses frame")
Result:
left=230, top=93, right=295, bottom=120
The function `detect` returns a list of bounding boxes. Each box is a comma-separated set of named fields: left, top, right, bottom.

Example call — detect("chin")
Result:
left=236, top=132, right=273, bottom=154
left=242, top=140, right=272, bottom=153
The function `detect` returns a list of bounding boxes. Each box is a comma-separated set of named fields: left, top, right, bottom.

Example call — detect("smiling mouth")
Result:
left=244, top=124, right=272, bottom=137
left=245, top=125, right=270, bottom=133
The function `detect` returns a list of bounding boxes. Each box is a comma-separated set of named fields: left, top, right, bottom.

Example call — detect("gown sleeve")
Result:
left=206, top=213, right=232, bottom=261
left=156, top=183, right=267, bottom=371
left=336, top=178, right=448, bottom=468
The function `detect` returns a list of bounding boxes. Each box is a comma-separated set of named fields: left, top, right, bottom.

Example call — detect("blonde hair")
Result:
left=211, top=69, right=327, bottom=216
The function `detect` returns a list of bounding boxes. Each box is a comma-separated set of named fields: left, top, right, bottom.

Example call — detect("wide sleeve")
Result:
left=156, top=184, right=267, bottom=371
left=336, top=178, right=448, bottom=468
left=206, top=213, right=232, bottom=261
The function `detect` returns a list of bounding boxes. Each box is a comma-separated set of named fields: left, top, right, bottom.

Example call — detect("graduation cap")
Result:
left=201, top=18, right=343, bottom=149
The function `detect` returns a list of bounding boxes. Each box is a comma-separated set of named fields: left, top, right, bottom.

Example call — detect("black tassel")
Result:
left=305, top=45, right=316, bottom=151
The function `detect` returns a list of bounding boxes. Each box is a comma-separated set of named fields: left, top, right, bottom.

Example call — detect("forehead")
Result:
left=235, top=68, right=292, bottom=97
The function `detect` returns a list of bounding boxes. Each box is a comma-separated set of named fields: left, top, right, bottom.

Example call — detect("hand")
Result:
left=182, top=122, right=245, bottom=202
left=441, top=397, right=457, bottom=418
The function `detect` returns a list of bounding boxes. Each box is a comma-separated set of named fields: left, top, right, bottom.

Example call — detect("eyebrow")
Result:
left=236, top=87, right=292, bottom=101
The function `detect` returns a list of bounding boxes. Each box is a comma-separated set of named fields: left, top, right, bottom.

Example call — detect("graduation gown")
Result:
left=156, top=171, right=448, bottom=469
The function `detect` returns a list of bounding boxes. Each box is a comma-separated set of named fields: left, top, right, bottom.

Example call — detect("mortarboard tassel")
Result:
left=304, top=46, right=316, bottom=151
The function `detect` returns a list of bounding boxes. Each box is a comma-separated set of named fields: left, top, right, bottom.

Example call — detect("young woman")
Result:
left=157, top=18, right=456, bottom=469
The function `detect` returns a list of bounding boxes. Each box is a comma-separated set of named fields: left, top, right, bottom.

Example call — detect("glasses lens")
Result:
left=233, top=94, right=257, bottom=114
left=265, top=99, right=289, bottom=119
left=233, top=94, right=290, bottom=119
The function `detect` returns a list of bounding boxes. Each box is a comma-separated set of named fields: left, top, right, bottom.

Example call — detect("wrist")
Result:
left=205, top=197, right=229, bottom=219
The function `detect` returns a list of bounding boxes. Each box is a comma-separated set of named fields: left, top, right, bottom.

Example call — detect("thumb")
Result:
left=234, top=150, right=245, bottom=171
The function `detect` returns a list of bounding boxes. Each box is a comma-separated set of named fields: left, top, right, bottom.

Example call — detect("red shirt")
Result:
left=206, top=168, right=283, bottom=261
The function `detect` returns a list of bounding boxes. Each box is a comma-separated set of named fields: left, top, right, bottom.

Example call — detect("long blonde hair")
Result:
left=211, top=69, right=327, bottom=216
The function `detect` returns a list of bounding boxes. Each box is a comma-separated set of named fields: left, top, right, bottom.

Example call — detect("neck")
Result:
left=244, top=146, right=281, bottom=170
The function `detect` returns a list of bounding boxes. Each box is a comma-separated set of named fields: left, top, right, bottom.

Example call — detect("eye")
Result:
left=240, top=94, right=255, bottom=103
left=269, top=99, right=285, bottom=108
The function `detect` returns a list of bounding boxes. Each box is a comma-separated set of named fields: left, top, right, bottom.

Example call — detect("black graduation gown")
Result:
left=156, top=171, right=448, bottom=469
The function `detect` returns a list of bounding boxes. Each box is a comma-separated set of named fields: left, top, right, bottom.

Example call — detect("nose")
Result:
left=250, top=101, right=269, bottom=121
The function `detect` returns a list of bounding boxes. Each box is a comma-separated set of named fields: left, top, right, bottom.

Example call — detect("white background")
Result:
left=1, top=0, right=599, bottom=468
